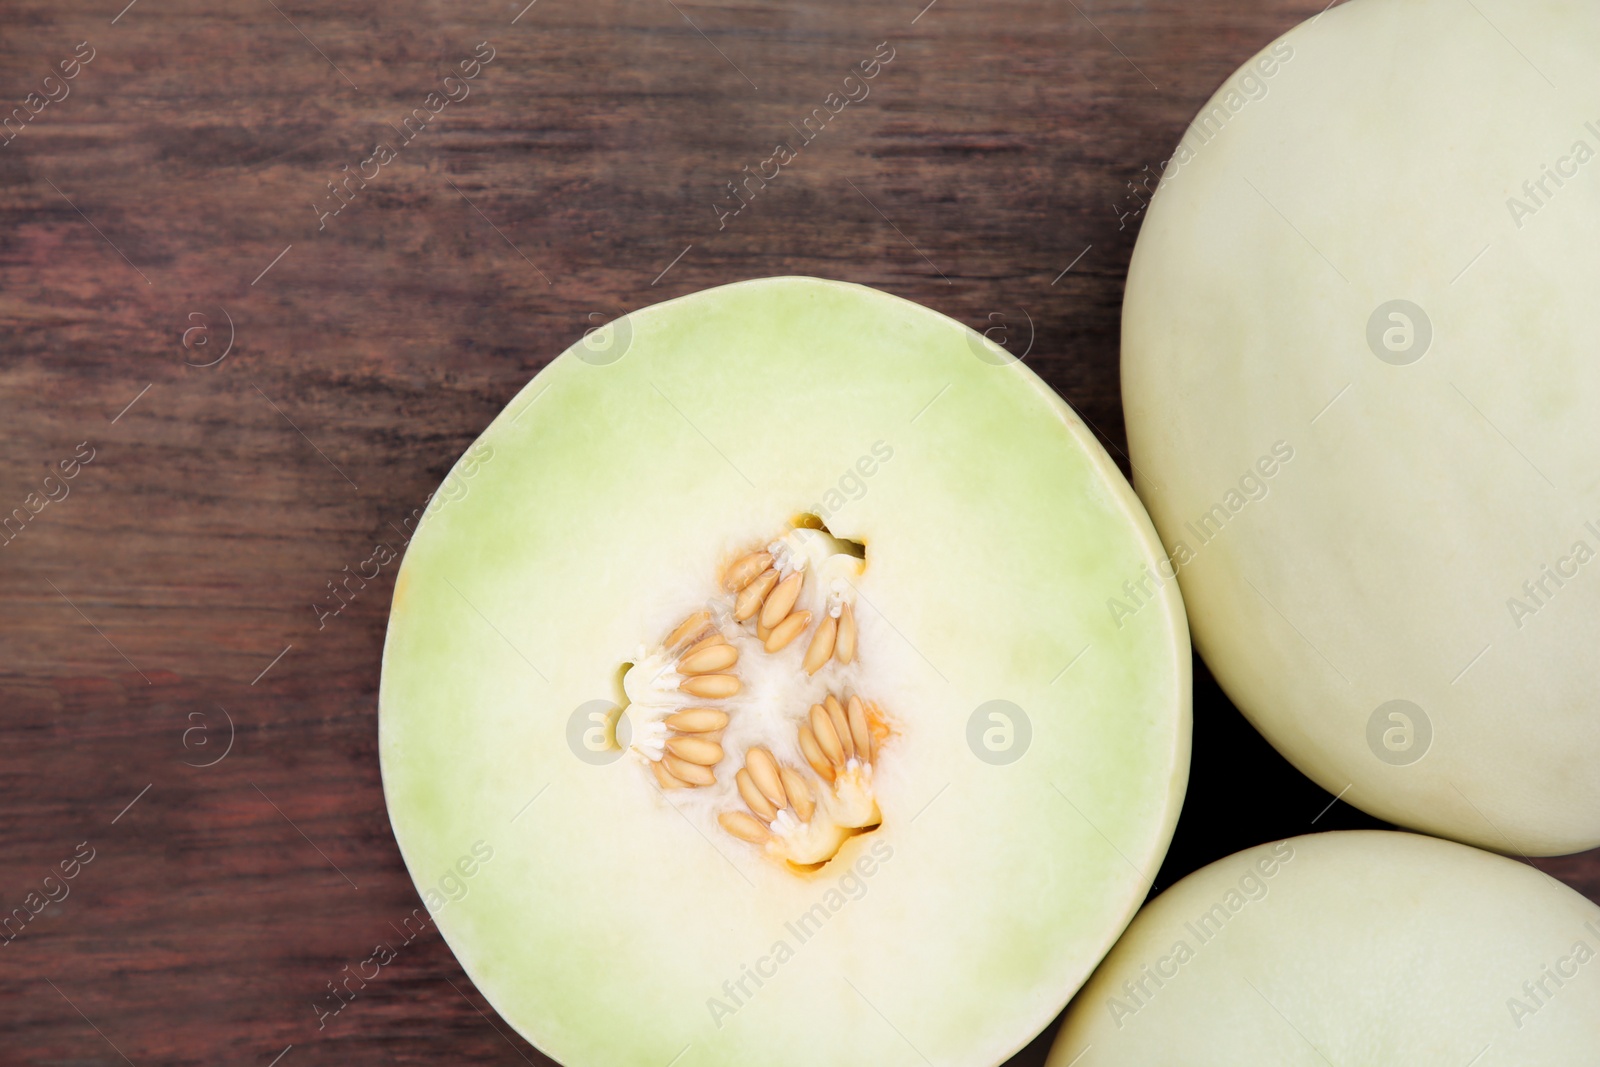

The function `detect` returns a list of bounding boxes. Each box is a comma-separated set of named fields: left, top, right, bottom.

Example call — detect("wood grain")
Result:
left=0, top=0, right=1592, bottom=1064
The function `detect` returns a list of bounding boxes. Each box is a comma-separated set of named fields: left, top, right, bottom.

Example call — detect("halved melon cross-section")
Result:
left=379, top=277, right=1190, bottom=1067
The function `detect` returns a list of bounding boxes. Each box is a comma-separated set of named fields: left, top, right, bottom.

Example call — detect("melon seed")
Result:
left=663, top=753, right=715, bottom=786
left=847, top=695, right=872, bottom=763
left=680, top=674, right=740, bottom=699
left=665, top=708, right=728, bottom=733
left=664, top=611, right=712, bottom=650
left=724, top=551, right=773, bottom=592
left=760, top=573, right=805, bottom=629
left=683, top=633, right=727, bottom=656
left=764, top=611, right=811, bottom=653
left=736, top=768, right=777, bottom=822
left=810, top=704, right=845, bottom=766
left=666, top=736, right=724, bottom=766
left=803, top=614, right=838, bottom=675
left=734, top=568, right=779, bottom=621
left=718, top=810, right=771, bottom=844
left=779, top=765, right=814, bottom=821
left=825, top=695, right=854, bottom=760
left=745, top=746, right=786, bottom=808
left=678, top=643, right=739, bottom=675
left=836, top=602, right=857, bottom=664
left=652, top=760, right=688, bottom=790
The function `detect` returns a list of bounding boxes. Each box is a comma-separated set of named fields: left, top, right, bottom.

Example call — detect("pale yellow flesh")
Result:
left=1123, top=0, right=1600, bottom=854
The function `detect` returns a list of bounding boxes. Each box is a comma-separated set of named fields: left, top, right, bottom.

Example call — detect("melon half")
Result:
left=1049, top=831, right=1600, bottom=1065
left=1122, top=0, right=1600, bottom=854
left=378, top=277, right=1191, bottom=1066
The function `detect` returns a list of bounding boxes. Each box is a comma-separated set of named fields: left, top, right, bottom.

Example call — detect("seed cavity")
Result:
left=618, top=520, right=887, bottom=872
left=715, top=699, right=886, bottom=868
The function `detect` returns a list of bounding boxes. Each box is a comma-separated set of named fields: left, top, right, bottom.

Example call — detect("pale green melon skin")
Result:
left=379, top=277, right=1190, bottom=1066
left=1123, top=0, right=1600, bottom=854
left=1049, top=831, right=1600, bottom=1065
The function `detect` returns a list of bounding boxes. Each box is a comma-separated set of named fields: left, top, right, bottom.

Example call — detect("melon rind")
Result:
left=379, top=276, right=1190, bottom=1066
left=1049, top=831, right=1600, bottom=1065
left=1122, top=0, right=1600, bottom=855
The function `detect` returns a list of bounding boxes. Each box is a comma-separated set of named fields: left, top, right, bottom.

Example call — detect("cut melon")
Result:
left=1122, top=0, right=1600, bottom=854
left=1049, top=831, right=1600, bottom=1065
left=379, top=277, right=1190, bottom=1065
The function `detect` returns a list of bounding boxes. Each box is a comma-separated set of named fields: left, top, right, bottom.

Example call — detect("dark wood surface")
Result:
left=1, top=0, right=1594, bottom=1064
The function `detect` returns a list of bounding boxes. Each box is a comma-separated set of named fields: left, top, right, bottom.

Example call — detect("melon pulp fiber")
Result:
left=1122, top=0, right=1600, bottom=855
left=379, top=277, right=1191, bottom=1066
left=1049, top=831, right=1600, bottom=1066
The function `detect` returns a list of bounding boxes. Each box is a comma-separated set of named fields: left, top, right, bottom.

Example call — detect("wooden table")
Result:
left=2, top=0, right=1593, bottom=1063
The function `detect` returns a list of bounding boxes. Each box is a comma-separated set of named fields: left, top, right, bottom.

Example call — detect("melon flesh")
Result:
left=379, top=277, right=1190, bottom=1066
left=1122, top=0, right=1600, bottom=854
left=1049, top=831, right=1600, bottom=1065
